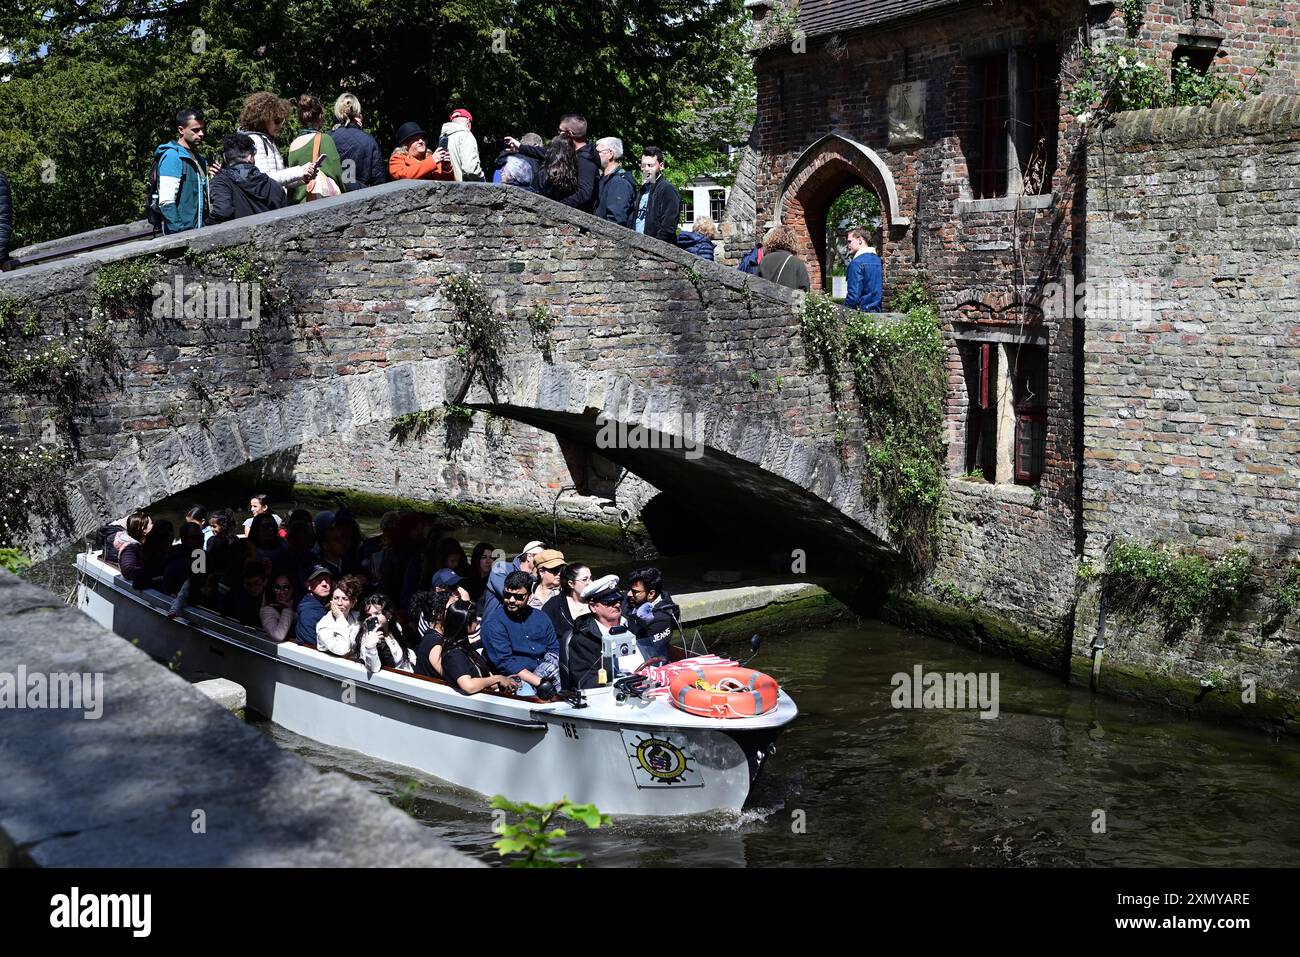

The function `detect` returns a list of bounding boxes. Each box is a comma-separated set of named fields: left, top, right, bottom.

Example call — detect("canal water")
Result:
left=258, top=617, right=1300, bottom=867
left=45, top=474, right=1300, bottom=866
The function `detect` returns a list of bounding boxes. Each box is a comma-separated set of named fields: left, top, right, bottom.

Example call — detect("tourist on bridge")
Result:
left=388, top=122, right=454, bottom=182
left=236, top=92, right=321, bottom=191
left=499, top=155, right=537, bottom=192
left=286, top=95, right=345, bottom=203
left=843, top=227, right=883, bottom=313
left=634, top=146, right=681, bottom=244
left=152, top=107, right=211, bottom=234
left=491, top=132, right=543, bottom=184
left=625, top=567, right=681, bottom=661
left=593, top=137, right=637, bottom=228
left=481, top=570, right=560, bottom=696
left=440, top=108, right=484, bottom=182
left=208, top=133, right=288, bottom=224
left=536, top=135, right=579, bottom=204
left=676, top=217, right=718, bottom=261
left=330, top=93, right=387, bottom=191
left=295, top=566, right=334, bottom=645
left=0, top=170, right=11, bottom=264
left=757, top=225, right=811, bottom=292
left=506, top=114, right=597, bottom=210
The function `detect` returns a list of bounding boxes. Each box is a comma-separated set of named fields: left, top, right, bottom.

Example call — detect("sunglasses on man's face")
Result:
left=503, top=592, right=529, bottom=603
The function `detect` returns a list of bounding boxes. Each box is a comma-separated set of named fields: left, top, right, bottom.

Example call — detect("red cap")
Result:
left=450, top=108, right=473, bottom=122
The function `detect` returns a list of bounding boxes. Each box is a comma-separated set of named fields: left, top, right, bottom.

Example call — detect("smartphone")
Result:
left=437, top=133, right=450, bottom=151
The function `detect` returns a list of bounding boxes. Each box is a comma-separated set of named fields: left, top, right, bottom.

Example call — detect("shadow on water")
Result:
left=257, top=618, right=1300, bottom=868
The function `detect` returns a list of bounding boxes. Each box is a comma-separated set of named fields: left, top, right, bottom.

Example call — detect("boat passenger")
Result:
left=247, top=512, right=292, bottom=579
left=464, top=542, right=495, bottom=602
left=295, top=565, right=334, bottom=646
left=542, top=562, right=591, bottom=637
left=202, top=508, right=240, bottom=603
left=529, top=549, right=565, bottom=609
left=411, top=584, right=468, bottom=677
left=114, top=512, right=152, bottom=581
left=283, top=518, right=317, bottom=588
left=261, top=573, right=297, bottom=642
left=131, top=519, right=175, bottom=591
left=184, top=505, right=209, bottom=541
left=242, top=493, right=283, bottom=536
left=316, top=575, right=365, bottom=657
left=481, top=540, right=545, bottom=621
left=480, top=570, right=560, bottom=697
left=559, top=574, right=641, bottom=690
left=313, top=523, right=348, bottom=580
left=162, top=522, right=205, bottom=595
left=625, top=567, right=681, bottom=662
left=437, top=600, right=519, bottom=695
left=359, top=592, right=417, bottom=675
left=224, top=560, right=270, bottom=628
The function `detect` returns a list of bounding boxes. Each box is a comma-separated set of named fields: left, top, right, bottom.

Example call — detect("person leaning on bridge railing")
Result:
left=634, top=146, right=681, bottom=245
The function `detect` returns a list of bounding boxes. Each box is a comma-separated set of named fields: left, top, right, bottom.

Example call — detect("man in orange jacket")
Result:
left=388, top=122, right=454, bottom=181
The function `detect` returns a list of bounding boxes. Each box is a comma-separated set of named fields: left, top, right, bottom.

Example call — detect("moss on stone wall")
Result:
left=287, top=482, right=652, bottom=554
left=882, top=589, right=1070, bottom=673
left=691, top=590, right=849, bottom=647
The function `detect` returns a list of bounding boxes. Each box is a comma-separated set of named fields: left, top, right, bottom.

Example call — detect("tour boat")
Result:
left=75, top=552, right=797, bottom=816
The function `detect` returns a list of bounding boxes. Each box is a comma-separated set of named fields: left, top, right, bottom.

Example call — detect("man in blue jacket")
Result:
left=843, top=228, right=883, bottom=312
left=594, top=137, right=637, bottom=227
left=154, top=107, right=211, bottom=235
left=481, top=570, right=560, bottom=696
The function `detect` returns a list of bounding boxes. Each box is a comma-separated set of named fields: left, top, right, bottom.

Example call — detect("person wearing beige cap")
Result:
left=529, top=549, right=566, bottom=609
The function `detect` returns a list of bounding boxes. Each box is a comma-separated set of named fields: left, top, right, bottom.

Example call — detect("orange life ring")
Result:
left=667, top=665, right=779, bottom=718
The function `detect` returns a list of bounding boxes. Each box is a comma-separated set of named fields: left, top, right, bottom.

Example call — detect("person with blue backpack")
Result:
left=150, top=107, right=212, bottom=235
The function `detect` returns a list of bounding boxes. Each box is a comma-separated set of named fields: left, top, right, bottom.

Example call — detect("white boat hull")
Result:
left=76, top=555, right=795, bottom=816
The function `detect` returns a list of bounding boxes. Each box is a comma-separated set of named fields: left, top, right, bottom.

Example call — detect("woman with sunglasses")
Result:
left=437, top=600, right=519, bottom=695
left=260, top=573, right=297, bottom=642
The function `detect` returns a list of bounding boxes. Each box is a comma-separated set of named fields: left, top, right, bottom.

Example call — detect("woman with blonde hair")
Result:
left=675, top=216, right=718, bottom=261
left=330, top=92, right=386, bottom=190
left=285, top=94, right=345, bottom=203
left=757, top=224, right=811, bottom=292
left=237, top=92, right=319, bottom=189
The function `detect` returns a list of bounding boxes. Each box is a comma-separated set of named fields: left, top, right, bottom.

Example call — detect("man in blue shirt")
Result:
left=843, top=228, right=883, bottom=312
left=481, top=570, right=559, bottom=696
left=295, top=566, right=334, bottom=646
left=154, top=107, right=211, bottom=235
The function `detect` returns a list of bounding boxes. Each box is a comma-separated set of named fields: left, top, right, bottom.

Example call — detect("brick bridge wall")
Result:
left=1073, top=96, right=1300, bottom=717
left=0, top=181, right=895, bottom=568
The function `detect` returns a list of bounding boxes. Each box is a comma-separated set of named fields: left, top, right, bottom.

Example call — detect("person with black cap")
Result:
left=558, top=574, right=641, bottom=690
left=295, top=565, right=334, bottom=646
left=388, top=121, right=454, bottom=181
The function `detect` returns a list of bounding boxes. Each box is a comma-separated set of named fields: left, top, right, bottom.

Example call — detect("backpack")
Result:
left=145, top=149, right=185, bottom=231
left=95, top=524, right=126, bottom=563
left=738, top=245, right=763, bottom=275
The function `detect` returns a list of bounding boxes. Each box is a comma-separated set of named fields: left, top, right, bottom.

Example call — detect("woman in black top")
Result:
left=436, top=601, right=518, bottom=695
left=542, top=563, right=592, bottom=637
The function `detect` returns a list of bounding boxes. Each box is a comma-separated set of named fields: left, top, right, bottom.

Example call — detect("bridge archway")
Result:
left=777, top=133, right=910, bottom=293
left=34, top=355, right=896, bottom=567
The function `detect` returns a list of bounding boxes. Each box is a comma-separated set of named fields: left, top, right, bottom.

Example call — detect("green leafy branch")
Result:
left=490, top=795, right=610, bottom=868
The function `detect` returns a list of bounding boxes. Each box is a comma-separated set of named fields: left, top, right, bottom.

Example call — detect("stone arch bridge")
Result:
left=0, top=181, right=896, bottom=568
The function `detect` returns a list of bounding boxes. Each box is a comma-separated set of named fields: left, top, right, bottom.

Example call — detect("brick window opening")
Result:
left=966, top=44, right=1059, bottom=199
left=969, top=54, right=1009, bottom=199
left=1173, top=41, right=1219, bottom=78
left=961, top=341, right=1047, bottom=485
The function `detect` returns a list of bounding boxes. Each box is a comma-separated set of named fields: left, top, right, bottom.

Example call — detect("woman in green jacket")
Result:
left=286, top=94, right=344, bottom=204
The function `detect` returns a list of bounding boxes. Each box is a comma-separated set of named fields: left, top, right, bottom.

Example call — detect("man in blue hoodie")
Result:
left=843, top=227, right=883, bottom=312
left=154, top=107, right=211, bottom=235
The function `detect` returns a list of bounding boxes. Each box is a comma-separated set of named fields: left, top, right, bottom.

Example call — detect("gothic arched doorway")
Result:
left=777, top=132, right=909, bottom=293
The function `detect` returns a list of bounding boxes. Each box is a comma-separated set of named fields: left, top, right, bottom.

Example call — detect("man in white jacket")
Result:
left=441, top=108, right=483, bottom=182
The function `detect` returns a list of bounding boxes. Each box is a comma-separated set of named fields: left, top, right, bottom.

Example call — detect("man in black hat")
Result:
left=295, top=565, right=334, bottom=646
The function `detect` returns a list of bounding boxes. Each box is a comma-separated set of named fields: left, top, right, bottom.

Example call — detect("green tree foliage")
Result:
left=0, top=0, right=753, bottom=247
